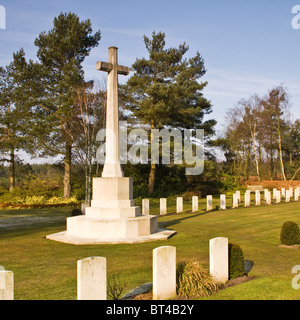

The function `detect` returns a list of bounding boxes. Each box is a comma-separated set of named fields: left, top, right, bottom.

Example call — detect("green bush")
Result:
left=228, top=243, right=245, bottom=280
left=71, top=208, right=82, bottom=217
left=280, top=221, right=300, bottom=246
left=176, top=261, right=220, bottom=298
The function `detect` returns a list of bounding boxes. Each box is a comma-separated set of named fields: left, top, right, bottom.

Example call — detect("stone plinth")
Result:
left=47, top=177, right=176, bottom=245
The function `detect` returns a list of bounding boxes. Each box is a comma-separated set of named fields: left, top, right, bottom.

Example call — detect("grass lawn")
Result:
left=1, top=196, right=300, bottom=300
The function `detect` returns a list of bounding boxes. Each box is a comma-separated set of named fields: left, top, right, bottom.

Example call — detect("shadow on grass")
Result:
left=158, top=210, right=212, bottom=229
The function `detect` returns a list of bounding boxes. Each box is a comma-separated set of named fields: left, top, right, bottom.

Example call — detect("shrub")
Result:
left=71, top=208, right=82, bottom=217
left=107, top=275, right=127, bottom=300
left=228, top=243, right=245, bottom=280
left=176, top=261, right=220, bottom=298
left=280, top=221, right=300, bottom=246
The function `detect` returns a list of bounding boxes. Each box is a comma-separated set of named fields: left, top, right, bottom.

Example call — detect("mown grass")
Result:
left=0, top=196, right=300, bottom=300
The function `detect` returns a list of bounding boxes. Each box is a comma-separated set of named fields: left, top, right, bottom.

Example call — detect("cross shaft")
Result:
left=96, top=47, right=129, bottom=178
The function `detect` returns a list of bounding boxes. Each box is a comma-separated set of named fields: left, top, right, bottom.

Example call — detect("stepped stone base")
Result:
left=46, top=177, right=176, bottom=245
left=46, top=228, right=176, bottom=245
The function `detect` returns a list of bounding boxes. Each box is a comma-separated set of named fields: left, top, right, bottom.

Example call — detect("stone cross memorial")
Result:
left=96, top=47, right=129, bottom=178
left=47, top=47, right=176, bottom=244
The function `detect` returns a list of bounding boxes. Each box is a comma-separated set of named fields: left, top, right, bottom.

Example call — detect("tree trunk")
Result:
left=85, top=161, right=92, bottom=205
left=63, top=143, right=72, bottom=199
left=291, top=167, right=300, bottom=181
left=251, top=126, right=260, bottom=181
left=9, top=148, right=15, bottom=192
left=270, top=148, right=274, bottom=180
left=278, top=130, right=286, bottom=181
left=148, top=120, right=156, bottom=195
left=148, top=163, right=156, bottom=195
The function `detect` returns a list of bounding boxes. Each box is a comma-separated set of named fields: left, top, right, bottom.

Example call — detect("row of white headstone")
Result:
left=144, top=186, right=300, bottom=215
left=0, top=237, right=230, bottom=301
left=142, top=196, right=201, bottom=216
left=78, top=237, right=230, bottom=300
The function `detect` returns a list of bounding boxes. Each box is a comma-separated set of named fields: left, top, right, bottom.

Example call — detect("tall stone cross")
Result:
left=96, top=47, right=129, bottom=178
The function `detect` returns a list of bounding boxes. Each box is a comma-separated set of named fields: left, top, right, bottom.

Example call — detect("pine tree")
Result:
left=122, top=31, right=215, bottom=194
left=0, top=49, right=38, bottom=191
left=34, top=12, right=101, bottom=198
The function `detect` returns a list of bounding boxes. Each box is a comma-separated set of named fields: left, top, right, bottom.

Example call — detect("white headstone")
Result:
left=276, top=190, right=281, bottom=203
left=286, top=190, right=291, bottom=203
left=289, top=187, right=293, bottom=197
left=209, top=237, right=228, bottom=283
left=281, top=188, right=285, bottom=197
left=0, top=270, right=13, bottom=300
left=153, top=246, right=176, bottom=300
left=255, top=190, right=261, bottom=206
left=266, top=191, right=272, bottom=205
left=81, top=202, right=89, bottom=214
left=160, top=198, right=167, bottom=215
left=244, top=191, right=250, bottom=207
left=220, top=195, right=226, bottom=210
left=176, top=197, right=183, bottom=213
left=236, top=191, right=241, bottom=203
left=232, top=194, right=238, bottom=208
left=192, top=196, right=198, bottom=212
left=273, top=188, right=277, bottom=200
left=264, top=189, right=268, bottom=201
left=142, top=199, right=150, bottom=215
left=77, top=257, right=107, bottom=300
left=207, top=195, right=213, bottom=211
left=295, top=188, right=299, bottom=201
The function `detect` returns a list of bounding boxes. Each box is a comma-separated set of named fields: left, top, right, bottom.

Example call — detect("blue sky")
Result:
left=0, top=0, right=300, bottom=162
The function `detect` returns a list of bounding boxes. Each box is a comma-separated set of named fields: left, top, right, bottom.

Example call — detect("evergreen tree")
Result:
left=0, top=49, right=38, bottom=191
left=122, top=31, right=215, bottom=194
left=34, top=12, right=101, bottom=198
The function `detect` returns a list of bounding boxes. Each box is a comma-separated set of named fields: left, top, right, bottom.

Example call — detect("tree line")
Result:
left=0, top=12, right=299, bottom=202
left=216, top=85, right=300, bottom=182
left=0, top=12, right=215, bottom=200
